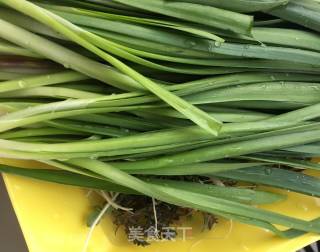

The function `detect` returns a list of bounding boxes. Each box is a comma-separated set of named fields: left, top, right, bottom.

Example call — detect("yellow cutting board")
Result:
left=2, top=158, right=320, bottom=252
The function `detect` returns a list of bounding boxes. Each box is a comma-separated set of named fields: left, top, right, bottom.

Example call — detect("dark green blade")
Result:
left=215, top=167, right=320, bottom=197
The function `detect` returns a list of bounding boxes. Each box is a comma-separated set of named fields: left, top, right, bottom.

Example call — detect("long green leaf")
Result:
left=168, top=0, right=289, bottom=13
left=268, top=0, right=320, bottom=32
left=241, top=155, right=320, bottom=171
left=0, top=71, right=88, bottom=93
left=0, top=164, right=285, bottom=205
left=0, top=19, right=141, bottom=91
left=111, top=127, right=320, bottom=170
left=112, top=0, right=253, bottom=35
left=42, top=5, right=224, bottom=42
left=130, top=162, right=265, bottom=175
left=215, top=167, right=320, bottom=197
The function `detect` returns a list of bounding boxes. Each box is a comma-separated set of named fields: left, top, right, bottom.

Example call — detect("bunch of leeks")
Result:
left=0, top=0, right=320, bottom=241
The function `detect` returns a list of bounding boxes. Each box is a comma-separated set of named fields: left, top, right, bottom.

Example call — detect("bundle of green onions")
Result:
left=1, top=0, right=320, bottom=246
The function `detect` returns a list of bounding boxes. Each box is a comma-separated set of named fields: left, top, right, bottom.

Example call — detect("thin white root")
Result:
left=152, top=197, right=159, bottom=238
left=223, top=219, right=233, bottom=239
left=100, top=191, right=133, bottom=212
left=81, top=193, right=119, bottom=252
left=85, top=190, right=93, bottom=198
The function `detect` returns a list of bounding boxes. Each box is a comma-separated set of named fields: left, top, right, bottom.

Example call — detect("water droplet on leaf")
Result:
left=214, top=41, right=222, bottom=47
left=264, top=167, right=273, bottom=175
left=184, top=40, right=197, bottom=48
left=18, top=80, right=26, bottom=88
